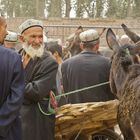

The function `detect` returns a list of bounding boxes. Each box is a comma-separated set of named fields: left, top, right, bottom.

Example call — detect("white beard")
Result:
left=23, top=42, right=44, bottom=59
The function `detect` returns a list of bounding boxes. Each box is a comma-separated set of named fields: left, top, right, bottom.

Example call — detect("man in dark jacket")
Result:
left=19, top=19, right=58, bottom=140
left=0, top=17, right=24, bottom=140
left=61, top=29, right=115, bottom=104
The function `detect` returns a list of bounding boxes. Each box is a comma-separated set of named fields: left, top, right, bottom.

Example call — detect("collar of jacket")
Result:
left=81, top=50, right=98, bottom=55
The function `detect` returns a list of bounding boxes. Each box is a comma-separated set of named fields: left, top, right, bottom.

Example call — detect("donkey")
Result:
left=63, top=26, right=84, bottom=60
left=121, top=24, right=140, bottom=44
left=63, top=27, right=107, bottom=60
left=106, top=28, right=140, bottom=140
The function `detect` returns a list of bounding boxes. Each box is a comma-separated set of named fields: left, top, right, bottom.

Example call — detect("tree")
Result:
left=64, top=0, right=71, bottom=17
left=96, top=0, right=104, bottom=18
left=1, top=0, right=15, bottom=17
left=1, top=0, right=140, bottom=19
left=132, top=0, right=140, bottom=17
left=75, top=0, right=85, bottom=17
left=21, top=0, right=36, bottom=17
left=35, top=0, right=45, bottom=18
left=105, top=0, right=117, bottom=18
left=48, top=0, right=62, bottom=17
left=82, top=0, right=95, bottom=18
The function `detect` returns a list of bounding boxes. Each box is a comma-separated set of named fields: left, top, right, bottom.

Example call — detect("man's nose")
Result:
left=34, top=37, right=41, bottom=44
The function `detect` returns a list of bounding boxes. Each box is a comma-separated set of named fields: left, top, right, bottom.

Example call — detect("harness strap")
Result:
left=38, top=81, right=110, bottom=115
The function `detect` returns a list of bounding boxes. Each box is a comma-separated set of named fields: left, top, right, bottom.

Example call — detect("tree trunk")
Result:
left=96, top=0, right=104, bottom=18
left=65, top=0, right=71, bottom=17
left=76, top=0, right=84, bottom=17
left=48, top=0, right=62, bottom=17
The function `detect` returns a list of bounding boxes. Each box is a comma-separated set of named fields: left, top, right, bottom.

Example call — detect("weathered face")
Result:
left=21, top=26, right=44, bottom=58
left=0, top=19, right=8, bottom=44
left=22, top=26, right=43, bottom=48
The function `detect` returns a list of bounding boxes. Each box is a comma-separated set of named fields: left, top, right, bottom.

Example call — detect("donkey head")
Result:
left=65, top=26, right=84, bottom=57
left=121, top=24, right=140, bottom=43
left=106, top=28, right=140, bottom=98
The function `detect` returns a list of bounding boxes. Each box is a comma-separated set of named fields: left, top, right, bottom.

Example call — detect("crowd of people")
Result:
left=0, top=16, right=133, bottom=140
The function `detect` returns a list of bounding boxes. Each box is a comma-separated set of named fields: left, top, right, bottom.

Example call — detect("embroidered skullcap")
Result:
left=120, top=34, right=131, bottom=46
left=19, top=19, right=43, bottom=34
left=5, top=31, right=18, bottom=42
left=80, top=29, right=99, bottom=43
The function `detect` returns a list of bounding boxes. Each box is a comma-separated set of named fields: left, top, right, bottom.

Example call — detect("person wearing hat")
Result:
left=18, top=19, right=58, bottom=140
left=119, top=34, right=133, bottom=46
left=61, top=29, right=115, bottom=104
left=0, top=17, right=24, bottom=140
left=45, top=41, right=68, bottom=106
left=4, top=31, right=18, bottom=50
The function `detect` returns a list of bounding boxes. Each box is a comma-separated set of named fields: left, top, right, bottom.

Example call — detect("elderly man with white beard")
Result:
left=18, top=19, right=58, bottom=140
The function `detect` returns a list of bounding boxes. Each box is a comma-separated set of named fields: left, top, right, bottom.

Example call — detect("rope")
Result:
left=38, top=102, right=52, bottom=116
left=38, top=81, right=110, bottom=116
left=45, top=81, right=110, bottom=100
left=38, top=91, right=56, bottom=116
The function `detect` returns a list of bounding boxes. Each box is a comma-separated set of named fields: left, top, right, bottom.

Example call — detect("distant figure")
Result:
left=4, top=31, right=18, bottom=50
left=46, top=41, right=63, bottom=93
left=62, top=29, right=115, bottom=104
left=0, top=16, right=24, bottom=140
left=45, top=41, right=67, bottom=105
left=119, top=34, right=133, bottom=46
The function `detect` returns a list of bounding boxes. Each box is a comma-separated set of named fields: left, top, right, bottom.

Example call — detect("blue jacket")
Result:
left=62, top=51, right=115, bottom=104
left=0, top=45, right=24, bottom=140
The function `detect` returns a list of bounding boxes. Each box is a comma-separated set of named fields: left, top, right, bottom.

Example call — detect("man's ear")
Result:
left=80, top=43, right=84, bottom=50
left=18, top=35, right=25, bottom=43
left=95, top=42, right=99, bottom=51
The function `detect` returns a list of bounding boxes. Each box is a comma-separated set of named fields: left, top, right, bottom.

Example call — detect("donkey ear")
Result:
left=99, top=27, right=106, bottom=37
left=133, top=41, right=140, bottom=54
left=106, top=28, right=120, bottom=51
left=121, top=24, right=140, bottom=43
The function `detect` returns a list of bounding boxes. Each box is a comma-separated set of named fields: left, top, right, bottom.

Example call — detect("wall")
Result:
left=7, top=18, right=140, bottom=47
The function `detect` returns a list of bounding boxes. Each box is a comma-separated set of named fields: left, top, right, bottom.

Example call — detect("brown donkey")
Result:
left=106, top=28, right=140, bottom=140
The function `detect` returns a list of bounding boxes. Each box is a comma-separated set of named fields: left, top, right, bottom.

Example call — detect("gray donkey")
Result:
left=106, top=28, right=140, bottom=140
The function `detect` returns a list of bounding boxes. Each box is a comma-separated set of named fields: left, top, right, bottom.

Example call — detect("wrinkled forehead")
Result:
left=22, top=26, right=43, bottom=36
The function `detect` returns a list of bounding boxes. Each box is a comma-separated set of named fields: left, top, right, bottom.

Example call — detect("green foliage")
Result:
left=75, top=0, right=85, bottom=17
left=105, top=0, right=117, bottom=18
left=47, top=0, right=62, bottom=17
left=1, top=0, right=44, bottom=17
left=133, top=0, right=140, bottom=17
left=0, top=0, right=139, bottom=19
left=96, top=0, right=104, bottom=18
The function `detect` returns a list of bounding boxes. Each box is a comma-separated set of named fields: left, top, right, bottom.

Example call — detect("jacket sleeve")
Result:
left=0, top=55, right=24, bottom=138
left=24, top=58, right=58, bottom=102
left=61, top=62, right=69, bottom=93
